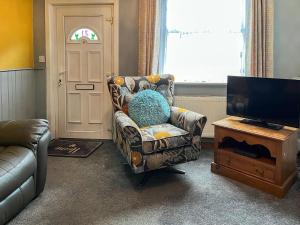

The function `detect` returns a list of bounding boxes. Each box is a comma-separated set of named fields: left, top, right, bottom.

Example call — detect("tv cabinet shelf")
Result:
left=211, top=117, right=298, bottom=198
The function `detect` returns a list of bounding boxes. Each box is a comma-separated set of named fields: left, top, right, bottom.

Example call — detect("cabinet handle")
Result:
left=226, top=158, right=231, bottom=165
left=255, top=168, right=265, bottom=177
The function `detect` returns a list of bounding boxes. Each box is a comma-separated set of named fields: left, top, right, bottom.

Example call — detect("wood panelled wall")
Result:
left=35, top=69, right=47, bottom=118
left=0, top=70, right=36, bottom=120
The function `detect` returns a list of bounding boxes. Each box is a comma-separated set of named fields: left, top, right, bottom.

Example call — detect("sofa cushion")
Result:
left=0, top=146, right=36, bottom=201
left=140, top=123, right=191, bottom=154
left=0, top=176, right=35, bottom=225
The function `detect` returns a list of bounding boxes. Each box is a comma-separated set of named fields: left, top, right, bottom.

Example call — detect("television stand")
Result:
left=211, top=116, right=298, bottom=198
left=240, top=118, right=283, bottom=130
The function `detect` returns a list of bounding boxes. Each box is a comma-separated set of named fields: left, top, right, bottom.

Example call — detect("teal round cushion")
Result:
left=128, top=90, right=171, bottom=127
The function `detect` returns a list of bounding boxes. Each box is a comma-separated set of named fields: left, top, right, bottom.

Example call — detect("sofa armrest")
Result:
left=0, top=119, right=51, bottom=196
left=170, top=106, right=207, bottom=150
left=0, top=120, right=50, bottom=154
left=115, top=111, right=142, bottom=152
left=35, top=130, right=51, bottom=195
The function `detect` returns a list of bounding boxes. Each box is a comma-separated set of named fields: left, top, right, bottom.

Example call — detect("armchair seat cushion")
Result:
left=140, top=123, right=191, bottom=154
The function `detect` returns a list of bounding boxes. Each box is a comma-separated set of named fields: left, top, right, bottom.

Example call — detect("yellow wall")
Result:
left=0, top=0, right=33, bottom=70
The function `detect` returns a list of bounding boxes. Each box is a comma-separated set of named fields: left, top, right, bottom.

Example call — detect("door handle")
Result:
left=58, top=71, right=66, bottom=87
left=58, top=78, right=62, bottom=87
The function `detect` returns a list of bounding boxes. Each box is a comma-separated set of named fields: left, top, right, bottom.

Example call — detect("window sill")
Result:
left=174, top=81, right=227, bottom=97
left=175, top=82, right=227, bottom=86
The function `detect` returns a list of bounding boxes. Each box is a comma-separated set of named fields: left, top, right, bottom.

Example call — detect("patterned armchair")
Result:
left=107, top=74, right=207, bottom=175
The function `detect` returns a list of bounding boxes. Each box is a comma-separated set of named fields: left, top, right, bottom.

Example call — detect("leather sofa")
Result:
left=0, top=120, right=50, bottom=225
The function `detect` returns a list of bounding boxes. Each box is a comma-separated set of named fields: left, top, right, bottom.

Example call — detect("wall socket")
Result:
left=39, top=56, right=46, bottom=63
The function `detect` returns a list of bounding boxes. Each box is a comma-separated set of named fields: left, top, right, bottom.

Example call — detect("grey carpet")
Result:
left=9, top=141, right=300, bottom=225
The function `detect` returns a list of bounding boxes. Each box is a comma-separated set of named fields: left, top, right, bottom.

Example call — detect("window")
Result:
left=163, top=0, right=246, bottom=83
left=70, top=28, right=98, bottom=41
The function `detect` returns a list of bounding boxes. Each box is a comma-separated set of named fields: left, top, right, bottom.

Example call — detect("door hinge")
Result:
left=106, top=17, right=114, bottom=25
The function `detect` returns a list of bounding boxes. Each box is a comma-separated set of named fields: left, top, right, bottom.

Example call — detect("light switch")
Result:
left=39, top=56, right=46, bottom=63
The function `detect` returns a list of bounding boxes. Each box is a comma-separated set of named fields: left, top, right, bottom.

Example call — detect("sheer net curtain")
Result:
left=246, top=0, right=274, bottom=78
left=138, top=0, right=166, bottom=76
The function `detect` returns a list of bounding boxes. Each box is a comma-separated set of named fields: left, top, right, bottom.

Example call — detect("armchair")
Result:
left=107, top=74, right=207, bottom=177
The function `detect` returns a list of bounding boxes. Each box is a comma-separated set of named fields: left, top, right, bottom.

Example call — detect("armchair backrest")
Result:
left=107, top=74, right=175, bottom=114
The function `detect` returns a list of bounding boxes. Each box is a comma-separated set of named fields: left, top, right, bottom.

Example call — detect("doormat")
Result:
left=48, top=139, right=103, bottom=158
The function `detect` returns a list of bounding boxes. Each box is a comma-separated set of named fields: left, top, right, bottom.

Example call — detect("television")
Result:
left=227, top=76, right=300, bottom=129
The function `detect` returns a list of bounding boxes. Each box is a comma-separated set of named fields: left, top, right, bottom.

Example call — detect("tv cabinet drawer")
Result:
left=218, top=149, right=276, bottom=183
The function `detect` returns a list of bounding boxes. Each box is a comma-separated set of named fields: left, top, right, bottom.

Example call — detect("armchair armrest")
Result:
left=170, top=106, right=207, bottom=150
left=115, top=111, right=142, bottom=152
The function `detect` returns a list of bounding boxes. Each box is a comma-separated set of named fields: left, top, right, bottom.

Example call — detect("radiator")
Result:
left=174, top=96, right=227, bottom=138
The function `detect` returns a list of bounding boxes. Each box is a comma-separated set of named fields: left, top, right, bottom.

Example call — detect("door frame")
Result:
left=45, top=0, right=119, bottom=138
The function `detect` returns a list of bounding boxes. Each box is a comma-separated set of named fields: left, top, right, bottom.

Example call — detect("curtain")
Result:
left=138, top=0, right=167, bottom=75
left=246, top=0, right=274, bottom=78
left=138, top=0, right=157, bottom=76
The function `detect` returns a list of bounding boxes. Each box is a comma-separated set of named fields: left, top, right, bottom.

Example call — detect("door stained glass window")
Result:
left=70, top=28, right=98, bottom=41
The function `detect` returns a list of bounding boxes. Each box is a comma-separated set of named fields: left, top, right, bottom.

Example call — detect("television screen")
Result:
left=227, top=76, right=300, bottom=128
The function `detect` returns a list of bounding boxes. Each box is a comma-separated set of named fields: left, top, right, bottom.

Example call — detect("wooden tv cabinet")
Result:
left=211, top=117, right=298, bottom=198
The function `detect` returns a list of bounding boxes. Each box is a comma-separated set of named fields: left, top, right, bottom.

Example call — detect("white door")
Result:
left=56, top=5, right=113, bottom=139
